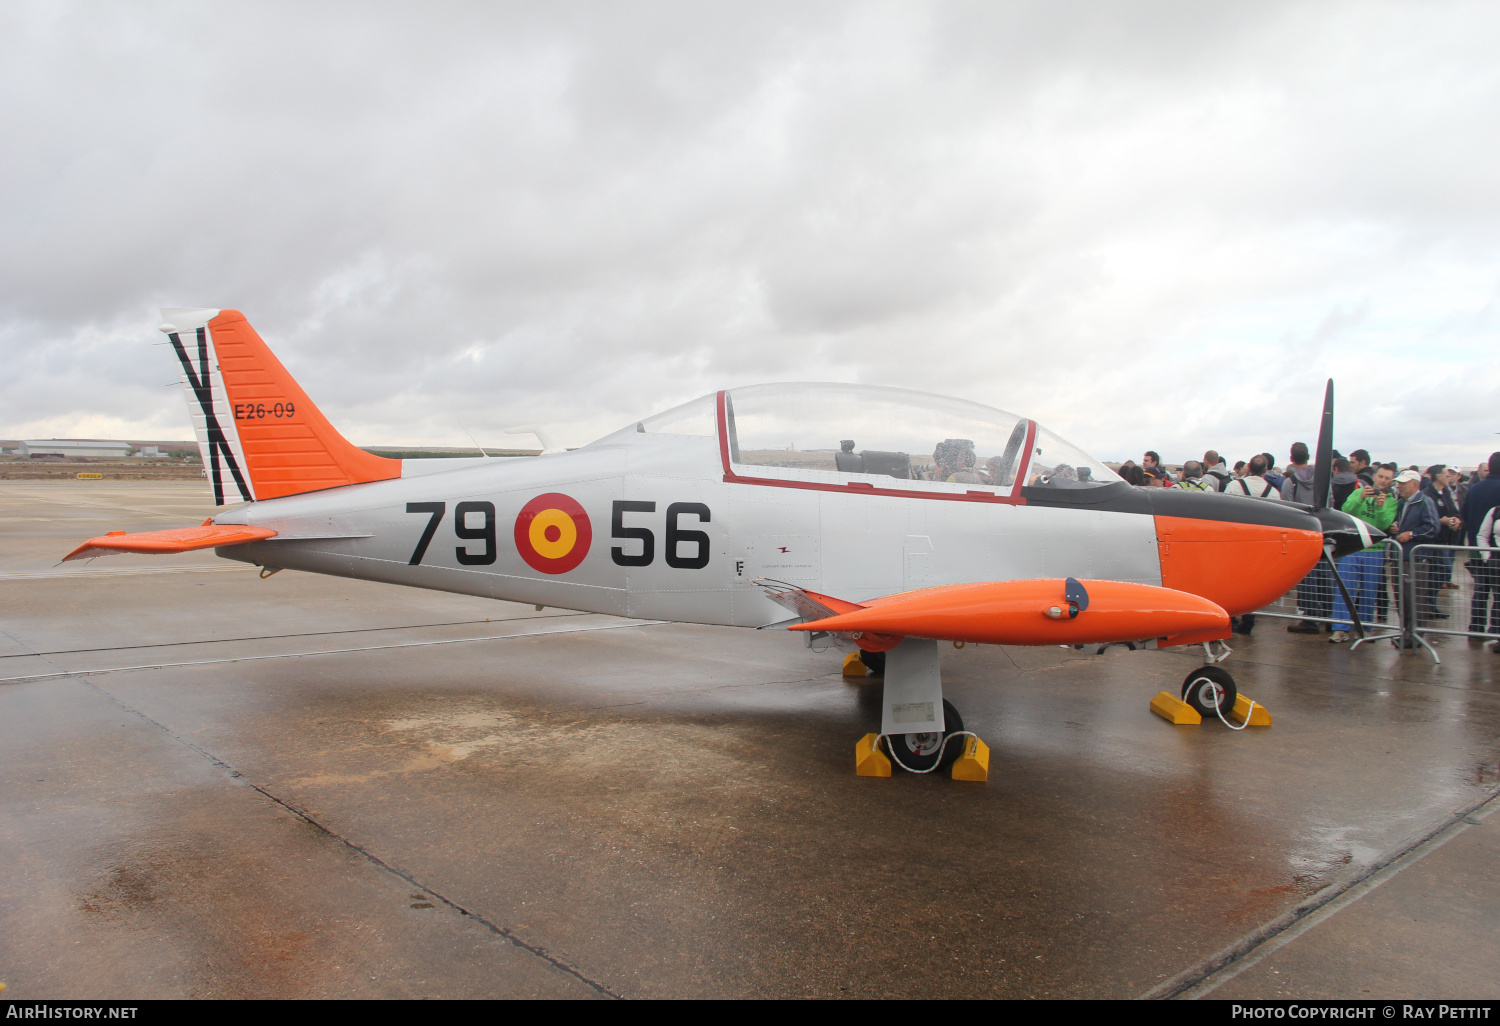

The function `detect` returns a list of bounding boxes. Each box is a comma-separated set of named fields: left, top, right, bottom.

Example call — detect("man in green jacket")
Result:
left=1330, top=465, right=1398, bottom=642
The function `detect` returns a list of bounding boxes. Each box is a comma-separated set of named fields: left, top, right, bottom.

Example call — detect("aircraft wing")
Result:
left=784, top=578, right=1229, bottom=648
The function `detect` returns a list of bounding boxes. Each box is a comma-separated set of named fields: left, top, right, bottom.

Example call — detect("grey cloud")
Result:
left=2, top=1, right=1498, bottom=466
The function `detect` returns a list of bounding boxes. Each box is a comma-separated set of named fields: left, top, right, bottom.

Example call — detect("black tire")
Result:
left=859, top=650, right=886, bottom=677
left=883, top=699, right=965, bottom=772
left=1181, top=666, right=1237, bottom=719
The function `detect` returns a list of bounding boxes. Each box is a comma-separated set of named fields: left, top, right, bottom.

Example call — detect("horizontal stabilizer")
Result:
left=787, top=578, right=1228, bottom=646
left=63, top=521, right=277, bottom=562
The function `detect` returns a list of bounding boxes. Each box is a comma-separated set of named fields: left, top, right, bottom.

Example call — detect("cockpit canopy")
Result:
left=601, top=383, right=1120, bottom=495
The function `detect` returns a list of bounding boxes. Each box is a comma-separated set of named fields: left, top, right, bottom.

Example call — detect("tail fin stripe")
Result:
left=167, top=329, right=251, bottom=506
left=195, top=327, right=253, bottom=504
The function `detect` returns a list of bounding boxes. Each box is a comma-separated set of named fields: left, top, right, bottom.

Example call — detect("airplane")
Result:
left=64, top=308, right=1381, bottom=778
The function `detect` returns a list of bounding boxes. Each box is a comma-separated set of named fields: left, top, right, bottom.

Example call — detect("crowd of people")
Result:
left=1116, top=447, right=1500, bottom=654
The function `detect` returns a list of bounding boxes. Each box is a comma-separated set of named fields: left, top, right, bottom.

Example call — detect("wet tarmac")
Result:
left=1, top=480, right=1497, bottom=999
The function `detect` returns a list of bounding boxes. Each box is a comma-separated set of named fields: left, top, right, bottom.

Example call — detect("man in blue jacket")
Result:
left=1462, top=453, right=1500, bottom=546
left=1422, top=466, right=1465, bottom=590
left=1393, top=469, right=1442, bottom=635
left=1462, top=453, right=1500, bottom=634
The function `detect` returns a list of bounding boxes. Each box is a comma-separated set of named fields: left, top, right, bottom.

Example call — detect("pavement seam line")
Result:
left=80, top=677, right=622, bottom=999
left=0, top=611, right=592, bottom=660
left=0, top=565, right=252, bottom=581
left=0, top=491, right=210, bottom=521
left=0, top=618, right=668, bottom=685
left=0, top=614, right=628, bottom=1002
left=1139, top=785, right=1500, bottom=1000
left=1179, top=800, right=1497, bottom=999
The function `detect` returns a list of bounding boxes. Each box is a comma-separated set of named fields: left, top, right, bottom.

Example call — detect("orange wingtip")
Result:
left=787, top=579, right=1228, bottom=647
left=64, top=524, right=277, bottom=562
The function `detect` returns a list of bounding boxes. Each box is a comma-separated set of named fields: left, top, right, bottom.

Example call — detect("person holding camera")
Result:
left=1328, top=464, right=1398, bottom=643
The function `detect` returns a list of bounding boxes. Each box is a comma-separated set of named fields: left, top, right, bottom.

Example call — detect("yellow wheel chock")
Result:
left=1150, top=691, right=1271, bottom=727
left=1150, top=691, right=1201, bottom=724
left=1231, top=693, right=1272, bottom=726
left=854, top=732, right=991, bottom=780
left=855, top=733, right=891, bottom=776
left=950, top=735, right=990, bottom=782
left=842, top=653, right=868, bottom=677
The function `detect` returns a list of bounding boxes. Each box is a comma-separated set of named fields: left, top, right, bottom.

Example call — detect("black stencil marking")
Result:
left=168, top=328, right=251, bottom=505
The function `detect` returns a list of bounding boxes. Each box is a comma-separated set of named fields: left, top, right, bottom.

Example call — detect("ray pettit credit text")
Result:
left=1230, top=1007, right=1492, bottom=1020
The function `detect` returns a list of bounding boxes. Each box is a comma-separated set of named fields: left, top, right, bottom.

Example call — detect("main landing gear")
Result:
left=883, top=698, right=967, bottom=772
left=851, top=639, right=988, bottom=780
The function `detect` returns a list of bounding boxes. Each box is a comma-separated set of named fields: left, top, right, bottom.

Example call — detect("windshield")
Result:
left=591, top=393, right=718, bottom=445
left=1023, top=426, right=1121, bottom=489
left=724, top=383, right=1031, bottom=495
left=593, top=383, right=1120, bottom=492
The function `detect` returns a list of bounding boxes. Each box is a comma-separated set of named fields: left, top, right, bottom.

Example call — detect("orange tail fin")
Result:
left=161, top=308, right=400, bottom=504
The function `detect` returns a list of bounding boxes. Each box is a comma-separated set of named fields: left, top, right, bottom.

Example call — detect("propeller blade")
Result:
left=1312, top=378, right=1334, bottom=511
left=1322, top=544, right=1365, bottom=639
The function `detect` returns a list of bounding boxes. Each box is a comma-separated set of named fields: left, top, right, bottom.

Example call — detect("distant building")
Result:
left=20, top=440, right=133, bottom=459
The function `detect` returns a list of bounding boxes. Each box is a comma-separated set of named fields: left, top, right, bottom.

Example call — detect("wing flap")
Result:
left=753, top=579, right=867, bottom=622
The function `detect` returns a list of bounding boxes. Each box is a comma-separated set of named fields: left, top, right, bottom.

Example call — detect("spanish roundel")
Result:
left=514, top=493, right=592, bottom=574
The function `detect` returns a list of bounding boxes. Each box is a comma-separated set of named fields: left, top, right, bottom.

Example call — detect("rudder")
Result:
left=161, top=308, right=399, bottom=504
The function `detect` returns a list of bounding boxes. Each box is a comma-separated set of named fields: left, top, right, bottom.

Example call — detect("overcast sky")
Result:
left=3, top=1, right=1498, bottom=466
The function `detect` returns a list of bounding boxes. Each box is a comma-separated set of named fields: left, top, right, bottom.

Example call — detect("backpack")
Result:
left=1233, top=477, right=1277, bottom=498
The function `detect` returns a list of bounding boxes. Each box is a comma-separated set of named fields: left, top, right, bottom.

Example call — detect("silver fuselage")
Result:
left=219, top=432, right=1163, bottom=628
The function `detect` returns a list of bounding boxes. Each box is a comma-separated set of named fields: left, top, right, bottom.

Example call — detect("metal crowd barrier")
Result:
left=1253, top=542, right=1499, bottom=664
left=1252, top=544, right=1404, bottom=634
left=1410, top=544, right=1500, bottom=657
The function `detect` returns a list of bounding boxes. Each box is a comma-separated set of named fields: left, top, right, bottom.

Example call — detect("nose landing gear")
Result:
left=1152, top=664, right=1270, bottom=727
left=1181, top=665, right=1238, bottom=719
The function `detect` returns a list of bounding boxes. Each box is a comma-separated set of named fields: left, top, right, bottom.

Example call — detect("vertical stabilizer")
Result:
left=160, top=308, right=400, bottom=504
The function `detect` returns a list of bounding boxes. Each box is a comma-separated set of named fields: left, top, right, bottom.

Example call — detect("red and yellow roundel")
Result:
left=514, top=492, right=592, bottom=574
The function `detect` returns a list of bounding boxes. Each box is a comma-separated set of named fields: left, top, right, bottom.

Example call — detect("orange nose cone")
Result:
left=1154, top=516, right=1324, bottom=616
left=787, top=579, right=1227, bottom=646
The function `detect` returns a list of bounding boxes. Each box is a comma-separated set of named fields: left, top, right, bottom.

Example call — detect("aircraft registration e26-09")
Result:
left=66, top=308, right=1381, bottom=777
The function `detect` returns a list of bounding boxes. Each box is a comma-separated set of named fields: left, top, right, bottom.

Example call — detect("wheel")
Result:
left=860, top=650, right=886, bottom=677
left=883, top=699, right=965, bottom=772
left=1181, top=666, right=1237, bottom=719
